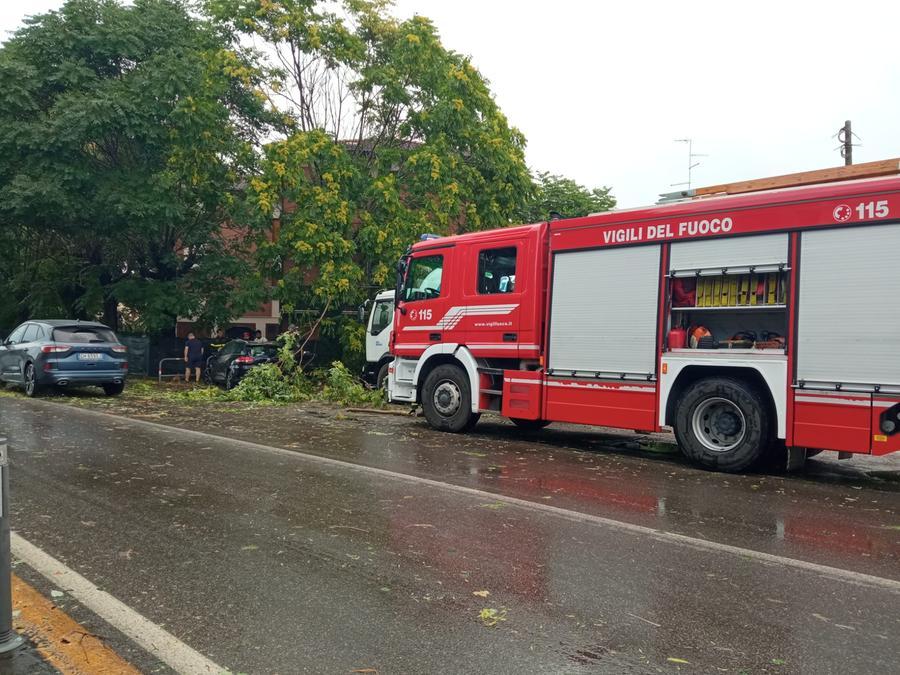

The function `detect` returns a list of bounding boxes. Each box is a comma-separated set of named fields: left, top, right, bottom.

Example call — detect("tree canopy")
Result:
left=0, top=0, right=273, bottom=331
left=516, top=171, right=616, bottom=223
left=207, top=0, right=535, bottom=316
left=0, top=0, right=617, bottom=362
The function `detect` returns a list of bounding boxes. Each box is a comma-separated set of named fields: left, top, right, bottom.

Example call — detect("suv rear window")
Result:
left=53, top=327, right=117, bottom=344
left=249, top=344, right=279, bottom=358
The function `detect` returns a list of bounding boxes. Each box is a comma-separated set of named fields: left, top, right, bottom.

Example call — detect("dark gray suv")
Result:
left=0, top=320, right=128, bottom=397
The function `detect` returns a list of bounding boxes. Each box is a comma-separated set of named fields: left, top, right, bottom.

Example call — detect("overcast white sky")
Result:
left=4, top=0, right=900, bottom=207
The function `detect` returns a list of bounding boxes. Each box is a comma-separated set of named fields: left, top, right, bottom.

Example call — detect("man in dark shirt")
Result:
left=183, top=332, right=204, bottom=384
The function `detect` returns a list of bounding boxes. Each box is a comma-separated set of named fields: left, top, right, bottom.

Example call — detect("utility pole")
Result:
left=837, top=120, right=854, bottom=165
left=672, top=138, right=707, bottom=191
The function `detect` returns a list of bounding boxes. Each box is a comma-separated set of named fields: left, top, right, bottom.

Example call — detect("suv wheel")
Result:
left=23, top=363, right=42, bottom=398
left=103, top=382, right=125, bottom=396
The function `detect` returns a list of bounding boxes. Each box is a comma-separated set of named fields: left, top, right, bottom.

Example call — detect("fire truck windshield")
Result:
left=401, top=255, right=443, bottom=301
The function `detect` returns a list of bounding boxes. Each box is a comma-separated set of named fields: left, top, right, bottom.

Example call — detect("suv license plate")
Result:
left=77, top=353, right=102, bottom=361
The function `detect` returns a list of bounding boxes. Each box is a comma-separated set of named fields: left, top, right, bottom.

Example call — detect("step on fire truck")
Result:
left=387, top=159, right=900, bottom=472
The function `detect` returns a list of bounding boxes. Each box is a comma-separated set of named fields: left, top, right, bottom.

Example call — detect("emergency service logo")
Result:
left=833, top=204, right=852, bottom=222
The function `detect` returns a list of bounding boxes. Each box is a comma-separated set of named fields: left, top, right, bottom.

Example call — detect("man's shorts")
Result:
left=187, top=357, right=204, bottom=369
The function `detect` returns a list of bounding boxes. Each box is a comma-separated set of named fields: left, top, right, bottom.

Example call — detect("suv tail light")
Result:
left=111, top=345, right=128, bottom=353
left=41, top=345, right=70, bottom=353
left=235, top=356, right=255, bottom=364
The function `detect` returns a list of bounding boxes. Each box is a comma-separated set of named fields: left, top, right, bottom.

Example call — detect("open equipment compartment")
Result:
left=665, top=233, right=789, bottom=352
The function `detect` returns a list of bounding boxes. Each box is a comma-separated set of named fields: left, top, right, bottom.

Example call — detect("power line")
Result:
left=835, top=120, right=861, bottom=166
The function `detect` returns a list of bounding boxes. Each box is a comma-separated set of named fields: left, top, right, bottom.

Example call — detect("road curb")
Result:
left=12, top=574, right=141, bottom=675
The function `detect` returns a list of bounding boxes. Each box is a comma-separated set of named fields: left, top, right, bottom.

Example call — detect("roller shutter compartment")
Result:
left=797, top=222, right=900, bottom=388
left=670, top=233, right=788, bottom=275
left=548, top=245, right=661, bottom=377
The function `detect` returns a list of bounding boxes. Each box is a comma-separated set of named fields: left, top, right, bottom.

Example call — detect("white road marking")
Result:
left=11, top=532, right=227, bottom=675
left=15, top=399, right=900, bottom=593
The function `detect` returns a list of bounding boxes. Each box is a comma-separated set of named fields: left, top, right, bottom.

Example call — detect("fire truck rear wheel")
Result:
left=422, top=364, right=480, bottom=433
left=674, top=376, right=771, bottom=473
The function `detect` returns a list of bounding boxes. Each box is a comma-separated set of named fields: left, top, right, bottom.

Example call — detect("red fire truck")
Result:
left=387, top=161, right=900, bottom=472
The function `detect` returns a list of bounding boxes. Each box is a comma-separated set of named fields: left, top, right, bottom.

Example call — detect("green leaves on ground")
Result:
left=229, top=363, right=312, bottom=403
left=220, top=360, right=381, bottom=407
left=478, top=607, right=507, bottom=627
left=321, top=361, right=385, bottom=407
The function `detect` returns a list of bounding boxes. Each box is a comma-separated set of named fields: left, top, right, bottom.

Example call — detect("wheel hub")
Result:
left=433, top=380, right=461, bottom=416
left=715, top=411, right=741, bottom=436
left=692, top=397, right=746, bottom=452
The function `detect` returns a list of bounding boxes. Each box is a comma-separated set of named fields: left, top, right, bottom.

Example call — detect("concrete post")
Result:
left=0, top=438, right=23, bottom=653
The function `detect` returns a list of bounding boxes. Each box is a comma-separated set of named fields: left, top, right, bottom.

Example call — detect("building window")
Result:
left=477, top=247, right=517, bottom=294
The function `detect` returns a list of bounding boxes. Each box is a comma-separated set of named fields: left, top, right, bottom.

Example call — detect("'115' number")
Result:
left=857, top=200, right=889, bottom=219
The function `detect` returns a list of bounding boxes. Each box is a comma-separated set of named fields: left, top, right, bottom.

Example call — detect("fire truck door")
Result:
left=464, top=243, right=524, bottom=357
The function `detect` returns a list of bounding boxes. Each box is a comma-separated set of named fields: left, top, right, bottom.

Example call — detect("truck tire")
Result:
left=422, top=364, right=480, bottom=433
left=376, top=362, right=390, bottom=391
left=510, top=418, right=551, bottom=431
left=674, top=377, right=771, bottom=472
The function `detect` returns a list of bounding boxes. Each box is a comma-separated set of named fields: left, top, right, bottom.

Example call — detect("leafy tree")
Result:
left=207, top=0, right=535, bottom=321
left=0, top=0, right=274, bottom=332
left=516, top=171, right=616, bottom=223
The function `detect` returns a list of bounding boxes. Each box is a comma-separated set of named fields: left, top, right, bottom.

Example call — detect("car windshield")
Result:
left=52, top=327, right=117, bottom=343
left=249, top=345, right=278, bottom=358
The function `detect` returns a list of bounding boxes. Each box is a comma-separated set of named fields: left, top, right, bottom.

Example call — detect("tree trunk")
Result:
left=103, top=294, right=119, bottom=332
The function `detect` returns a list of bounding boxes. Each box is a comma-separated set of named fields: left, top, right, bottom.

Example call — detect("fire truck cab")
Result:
left=388, top=162, right=900, bottom=472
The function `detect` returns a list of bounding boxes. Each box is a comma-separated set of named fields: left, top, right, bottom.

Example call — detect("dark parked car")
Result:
left=0, top=320, right=128, bottom=397
left=206, top=340, right=279, bottom=389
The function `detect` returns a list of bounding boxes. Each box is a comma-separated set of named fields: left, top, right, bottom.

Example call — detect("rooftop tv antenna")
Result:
left=671, top=138, right=707, bottom=191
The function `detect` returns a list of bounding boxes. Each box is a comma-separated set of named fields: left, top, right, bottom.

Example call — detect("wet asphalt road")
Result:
left=1, top=397, right=898, bottom=673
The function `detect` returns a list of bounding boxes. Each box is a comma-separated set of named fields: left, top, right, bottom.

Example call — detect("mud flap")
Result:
left=783, top=446, right=808, bottom=472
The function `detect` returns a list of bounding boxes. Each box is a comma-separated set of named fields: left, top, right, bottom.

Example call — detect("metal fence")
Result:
left=157, top=358, right=187, bottom=382
left=118, top=335, right=150, bottom=375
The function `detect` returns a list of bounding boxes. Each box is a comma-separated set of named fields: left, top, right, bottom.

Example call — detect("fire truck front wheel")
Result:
left=422, top=364, right=480, bottom=433
left=674, top=377, right=771, bottom=472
